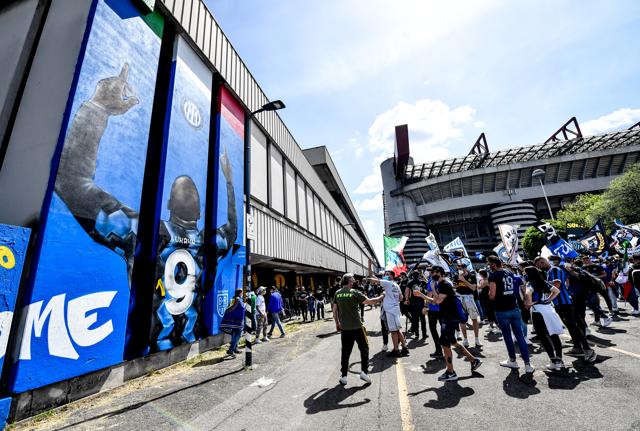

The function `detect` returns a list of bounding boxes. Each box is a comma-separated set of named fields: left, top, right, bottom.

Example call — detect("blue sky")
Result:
left=205, top=0, right=640, bottom=262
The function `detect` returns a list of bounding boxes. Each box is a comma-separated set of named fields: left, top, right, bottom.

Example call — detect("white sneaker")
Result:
left=462, top=339, right=469, bottom=348
left=359, top=371, right=372, bottom=384
left=475, top=339, right=483, bottom=347
left=600, top=317, right=612, bottom=327
left=339, top=376, right=348, bottom=385
left=524, top=336, right=532, bottom=345
left=546, top=362, right=557, bottom=371
left=382, top=344, right=388, bottom=352
left=525, top=363, right=535, bottom=374
left=555, top=360, right=565, bottom=369
left=632, top=310, right=640, bottom=316
left=254, top=339, right=262, bottom=344
left=499, top=359, right=519, bottom=369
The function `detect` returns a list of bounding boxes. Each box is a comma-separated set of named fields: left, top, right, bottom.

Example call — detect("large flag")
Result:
left=384, top=235, right=408, bottom=276
left=420, top=234, right=451, bottom=273
left=578, top=220, right=610, bottom=256
left=493, top=243, right=510, bottom=263
left=444, top=237, right=473, bottom=271
left=547, top=238, right=579, bottom=259
left=425, top=232, right=440, bottom=252
left=498, top=224, right=519, bottom=265
left=612, top=219, right=640, bottom=254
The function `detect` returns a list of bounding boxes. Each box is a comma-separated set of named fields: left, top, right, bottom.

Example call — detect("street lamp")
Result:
left=532, top=168, right=554, bottom=220
left=342, top=222, right=355, bottom=273
left=244, top=99, right=286, bottom=287
left=243, top=100, right=285, bottom=369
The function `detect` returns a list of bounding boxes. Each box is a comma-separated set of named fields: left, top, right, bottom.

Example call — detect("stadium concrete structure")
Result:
left=382, top=123, right=640, bottom=263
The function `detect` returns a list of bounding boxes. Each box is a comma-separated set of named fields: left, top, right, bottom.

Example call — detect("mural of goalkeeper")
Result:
left=54, top=63, right=237, bottom=351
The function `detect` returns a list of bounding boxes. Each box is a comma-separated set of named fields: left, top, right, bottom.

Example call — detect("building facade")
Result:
left=0, top=0, right=377, bottom=420
left=382, top=127, right=640, bottom=263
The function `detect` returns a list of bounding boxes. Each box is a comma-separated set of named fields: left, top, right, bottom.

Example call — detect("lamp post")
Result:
left=342, top=223, right=355, bottom=273
left=532, top=168, right=554, bottom=220
left=244, top=99, right=286, bottom=288
left=243, top=99, right=285, bottom=369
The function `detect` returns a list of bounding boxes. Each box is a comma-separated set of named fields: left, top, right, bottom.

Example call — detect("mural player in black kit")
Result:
left=53, top=63, right=237, bottom=349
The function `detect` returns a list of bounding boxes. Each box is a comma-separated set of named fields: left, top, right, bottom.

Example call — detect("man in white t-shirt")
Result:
left=369, top=272, right=409, bottom=357
left=254, top=286, right=268, bottom=343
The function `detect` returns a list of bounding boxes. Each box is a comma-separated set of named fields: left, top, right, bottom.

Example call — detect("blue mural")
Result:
left=0, top=224, right=31, bottom=373
left=205, top=87, right=245, bottom=335
left=9, top=0, right=162, bottom=393
left=150, top=38, right=212, bottom=351
left=0, top=397, right=10, bottom=431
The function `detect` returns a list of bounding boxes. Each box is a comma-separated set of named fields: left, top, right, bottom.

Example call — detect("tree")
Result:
left=553, top=163, right=640, bottom=230
left=599, top=163, right=640, bottom=224
left=556, top=193, right=606, bottom=227
left=521, top=219, right=565, bottom=259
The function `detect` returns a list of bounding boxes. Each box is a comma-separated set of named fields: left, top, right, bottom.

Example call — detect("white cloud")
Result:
left=354, top=172, right=383, bottom=195
left=355, top=194, right=383, bottom=212
left=582, top=108, right=640, bottom=136
left=367, top=98, right=483, bottom=165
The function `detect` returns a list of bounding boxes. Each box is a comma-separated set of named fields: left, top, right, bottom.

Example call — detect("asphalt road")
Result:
left=16, top=303, right=640, bottom=431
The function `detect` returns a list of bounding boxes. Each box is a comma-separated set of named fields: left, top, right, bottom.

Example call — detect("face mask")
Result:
left=383, top=275, right=391, bottom=281
left=432, top=274, right=440, bottom=281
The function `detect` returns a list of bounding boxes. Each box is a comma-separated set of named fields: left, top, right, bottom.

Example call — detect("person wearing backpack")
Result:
left=413, top=265, right=482, bottom=381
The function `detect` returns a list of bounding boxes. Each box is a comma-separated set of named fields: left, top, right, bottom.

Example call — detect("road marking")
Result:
left=560, top=334, right=640, bottom=359
left=604, top=346, right=640, bottom=359
left=395, top=360, right=415, bottom=431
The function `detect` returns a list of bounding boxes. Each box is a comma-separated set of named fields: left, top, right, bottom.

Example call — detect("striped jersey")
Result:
left=547, top=265, right=572, bottom=305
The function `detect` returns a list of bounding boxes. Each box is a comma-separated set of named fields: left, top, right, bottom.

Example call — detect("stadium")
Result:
left=381, top=119, right=640, bottom=264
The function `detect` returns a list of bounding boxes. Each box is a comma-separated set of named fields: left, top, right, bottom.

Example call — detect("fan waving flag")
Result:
left=498, top=224, right=519, bottom=265
left=384, top=235, right=408, bottom=276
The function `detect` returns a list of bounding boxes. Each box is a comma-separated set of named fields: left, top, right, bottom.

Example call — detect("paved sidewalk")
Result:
left=13, top=304, right=640, bottom=431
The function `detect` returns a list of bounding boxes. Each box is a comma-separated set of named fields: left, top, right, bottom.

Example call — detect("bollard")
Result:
left=244, top=331, right=252, bottom=369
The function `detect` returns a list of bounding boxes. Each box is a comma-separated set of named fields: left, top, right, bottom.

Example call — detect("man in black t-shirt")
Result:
left=414, top=266, right=482, bottom=381
left=487, top=256, right=534, bottom=373
left=405, top=272, right=427, bottom=339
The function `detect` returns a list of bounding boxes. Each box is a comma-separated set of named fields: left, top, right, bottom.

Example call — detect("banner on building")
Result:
left=9, top=0, right=163, bottom=393
left=0, top=225, right=31, bottom=373
left=149, top=36, right=212, bottom=352
left=384, top=236, right=408, bottom=276
left=204, top=86, right=245, bottom=336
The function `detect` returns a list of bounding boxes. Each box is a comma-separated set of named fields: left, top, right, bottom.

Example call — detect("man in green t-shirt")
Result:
left=333, top=273, right=384, bottom=385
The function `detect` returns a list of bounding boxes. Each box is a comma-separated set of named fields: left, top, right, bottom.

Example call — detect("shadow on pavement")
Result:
left=587, top=335, right=616, bottom=347
left=502, top=369, right=540, bottom=399
left=367, top=352, right=397, bottom=374
left=409, top=381, right=476, bottom=409
left=316, top=331, right=339, bottom=339
left=421, top=359, right=446, bottom=374
left=596, top=327, right=627, bottom=335
left=56, top=366, right=245, bottom=430
left=545, top=355, right=610, bottom=390
left=304, top=385, right=371, bottom=414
